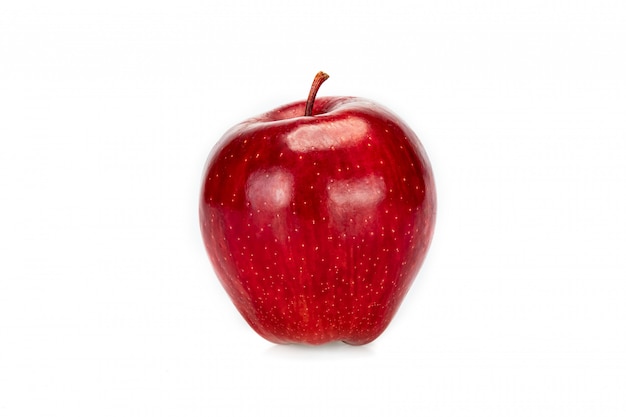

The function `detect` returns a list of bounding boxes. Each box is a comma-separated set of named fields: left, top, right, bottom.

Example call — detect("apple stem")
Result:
left=304, top=71, right=330, bottom=117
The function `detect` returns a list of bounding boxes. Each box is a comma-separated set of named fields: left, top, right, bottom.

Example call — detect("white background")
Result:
left=1, top=1, right=625, bottom=416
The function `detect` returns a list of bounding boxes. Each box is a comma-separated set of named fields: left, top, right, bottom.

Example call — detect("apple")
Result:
left=199, top=72, right=436, bottom=345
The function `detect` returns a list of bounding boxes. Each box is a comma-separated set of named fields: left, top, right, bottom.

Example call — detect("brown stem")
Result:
left=304, top=71, right=329, bottom=117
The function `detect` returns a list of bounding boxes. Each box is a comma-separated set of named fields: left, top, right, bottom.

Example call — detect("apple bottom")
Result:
left=203, top=202, right=432, bottom=345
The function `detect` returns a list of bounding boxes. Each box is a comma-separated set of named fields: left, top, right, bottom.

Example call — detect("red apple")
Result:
left=200, top=72, right=436, bottom=345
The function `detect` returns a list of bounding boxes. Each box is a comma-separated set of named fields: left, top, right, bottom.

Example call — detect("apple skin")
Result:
left=200, top=96, right=436, bottom=345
